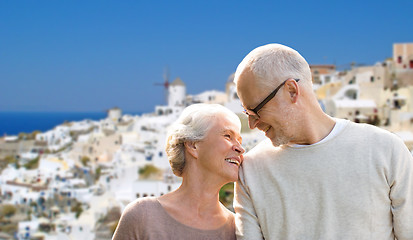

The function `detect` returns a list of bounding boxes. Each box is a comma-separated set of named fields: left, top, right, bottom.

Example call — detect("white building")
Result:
left=107, top=108, right=122, bottom=123
left=154, top=77, right=186, bottom=117
left=168, top=77, right=186, bottom=107
left=35, top=126, right=72, bottom=152
left=190, top=90, right=227, bottom=104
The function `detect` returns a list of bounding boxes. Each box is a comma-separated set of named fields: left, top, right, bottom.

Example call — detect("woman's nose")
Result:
left=233, top=142, right=245, bottom=154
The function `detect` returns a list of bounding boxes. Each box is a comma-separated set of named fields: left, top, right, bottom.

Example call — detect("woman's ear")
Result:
left=184, top=141, right=199, bottom=159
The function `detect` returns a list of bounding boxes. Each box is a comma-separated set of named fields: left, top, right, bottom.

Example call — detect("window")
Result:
left=313, top=76, right=321, bottom=84
left=345, top=89, right=358, bottom=100
left=398, top=56, right=402, bottom=63
left=370, top=76, right=374, bottom=82
left=349, top=76, right=356, bottom=84
left=410, top=60, right=413, bottom=69
left=394, top=100, right=401, bottom=109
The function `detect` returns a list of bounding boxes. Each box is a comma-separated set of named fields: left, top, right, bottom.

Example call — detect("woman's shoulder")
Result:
left=128, top=196, right=158, bottom=207
left=113, top=197, right=163, bottom=239
left=122, top=197, right=160, bottom=218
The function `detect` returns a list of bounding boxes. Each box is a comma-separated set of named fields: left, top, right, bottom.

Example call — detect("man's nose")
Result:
left=248, top=116, right=259, bottom=129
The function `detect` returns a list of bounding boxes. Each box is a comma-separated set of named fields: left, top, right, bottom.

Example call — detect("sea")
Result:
left=0, top=111, right=142, bottom=136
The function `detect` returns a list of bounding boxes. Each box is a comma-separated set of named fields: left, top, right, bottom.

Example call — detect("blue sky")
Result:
left=1, top=0, right=412, bottom=113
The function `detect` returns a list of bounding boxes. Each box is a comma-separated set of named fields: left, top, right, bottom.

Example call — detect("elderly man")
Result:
left=233, top=43, right=413, bottom=240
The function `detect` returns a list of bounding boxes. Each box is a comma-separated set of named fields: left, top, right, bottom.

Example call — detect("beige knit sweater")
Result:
left=234, top=121, right=413, bottom=240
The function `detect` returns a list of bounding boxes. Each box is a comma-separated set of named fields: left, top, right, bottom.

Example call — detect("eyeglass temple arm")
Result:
left=252, top=78, right=299, bottom=113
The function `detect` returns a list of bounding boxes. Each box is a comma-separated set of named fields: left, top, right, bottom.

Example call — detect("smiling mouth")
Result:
left=225, top=158, right=240, bottom=166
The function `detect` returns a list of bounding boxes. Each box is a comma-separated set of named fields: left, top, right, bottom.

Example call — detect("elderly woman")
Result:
left=112, top=103, right=245, bottom=240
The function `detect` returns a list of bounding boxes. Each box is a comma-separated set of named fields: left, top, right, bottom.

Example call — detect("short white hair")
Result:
left=165, top=103, right=240, bottom=176
left=234, top=43, right=312, bottom=90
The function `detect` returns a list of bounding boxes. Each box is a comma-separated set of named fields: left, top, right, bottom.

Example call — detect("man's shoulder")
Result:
left=243, top=139, right=280, bottom=164
left=339, top=121, right=408, bottom=151
left=346, top=121, right=400, bottom=140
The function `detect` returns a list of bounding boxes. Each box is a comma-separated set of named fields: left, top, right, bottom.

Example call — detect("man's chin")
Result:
left=270, top=137, right=288, bottom=147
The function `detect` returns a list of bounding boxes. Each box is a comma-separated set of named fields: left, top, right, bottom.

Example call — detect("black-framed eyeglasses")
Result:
left=243, top=78, right=300, bottom=119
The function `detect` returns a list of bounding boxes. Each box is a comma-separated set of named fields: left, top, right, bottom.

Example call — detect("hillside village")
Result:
left=0, top=43, right=412, bottom=240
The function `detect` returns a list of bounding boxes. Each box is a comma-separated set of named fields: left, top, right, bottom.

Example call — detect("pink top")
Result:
left=112, top=197, right=236, bottom=240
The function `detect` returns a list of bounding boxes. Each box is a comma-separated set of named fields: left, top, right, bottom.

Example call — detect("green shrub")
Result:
left=80, top=156, right=90, bottom=166
left=1, top=204, right=17, bottom=218
left=138, top=165, right=161, bottom=179
left=24, top=156, right=40, bottom=169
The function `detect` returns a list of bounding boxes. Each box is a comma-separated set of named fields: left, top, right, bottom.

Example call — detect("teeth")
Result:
left=225, top=158, right=240, bottom=166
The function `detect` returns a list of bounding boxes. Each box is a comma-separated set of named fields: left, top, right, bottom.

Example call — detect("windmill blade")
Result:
left=163, top=66, right=170, bottom=86
left=154, top=66, right=171, bottom=104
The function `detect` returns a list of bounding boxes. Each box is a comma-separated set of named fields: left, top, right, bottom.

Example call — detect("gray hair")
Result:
left=234, top=43, right=312, bottom=90
left=165, top=103, right=240, bottom=177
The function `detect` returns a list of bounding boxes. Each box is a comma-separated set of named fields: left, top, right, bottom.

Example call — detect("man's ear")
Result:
left=184, top=141, right=198, bottom=159
left=285, top=79, right=299, bottom=103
